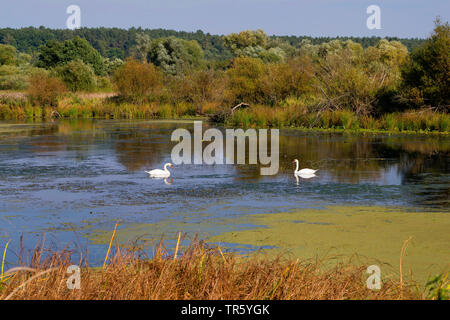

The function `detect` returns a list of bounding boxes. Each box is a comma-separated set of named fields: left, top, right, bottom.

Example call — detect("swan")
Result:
left=295, top=173, right=316, bottom=184
left=293, top=159, right=318, bottom=175
left=145, top=163, right=173, bottom=178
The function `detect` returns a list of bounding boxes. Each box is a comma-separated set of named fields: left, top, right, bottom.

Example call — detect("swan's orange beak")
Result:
left=170, top=164, right=174, bottom=168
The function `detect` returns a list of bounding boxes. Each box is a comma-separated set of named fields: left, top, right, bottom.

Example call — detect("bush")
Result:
left=169, top=69, right=226, bottom=110
left=27, top=72, right=67, bottom=107
left=37, top=37, right=106, bottom=76
left=0, top=65, right=28, bottom=90
left=0, top=44, right=17, bottom=65
left=54, top=59, right=96, bottom=92
left=225, top=57, right=267, bottom=105
left=112, top=59, right=162, bottom=102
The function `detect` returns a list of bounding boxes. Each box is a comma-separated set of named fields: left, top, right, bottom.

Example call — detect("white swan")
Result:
left=145, top=163, right=173, bottom=178
left=295, top=173, right=316, bottom=184
left=293, top=159, right=318, bottom=175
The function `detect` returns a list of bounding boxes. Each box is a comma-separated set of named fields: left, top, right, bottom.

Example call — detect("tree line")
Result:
left=0, top=26, right=425, bottom=60
left=0, top=20, right=448, bottom=131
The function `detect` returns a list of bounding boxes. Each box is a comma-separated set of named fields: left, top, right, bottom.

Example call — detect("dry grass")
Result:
left=0, top=236, right=424, bottom=300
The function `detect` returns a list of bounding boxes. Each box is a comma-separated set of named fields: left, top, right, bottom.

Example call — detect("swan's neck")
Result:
left=294, top=160, right=299, bottom=173
left=164, top=163, right=171, bottom=172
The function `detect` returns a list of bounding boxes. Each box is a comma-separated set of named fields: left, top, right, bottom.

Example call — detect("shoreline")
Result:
left=0, top=114, right=449, bottom=137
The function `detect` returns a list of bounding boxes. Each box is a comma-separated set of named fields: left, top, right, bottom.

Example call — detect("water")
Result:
left=0, top=119, right=448, bottom=268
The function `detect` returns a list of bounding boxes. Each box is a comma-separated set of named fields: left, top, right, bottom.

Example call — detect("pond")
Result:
left=0, top=120, right=448, bottom=283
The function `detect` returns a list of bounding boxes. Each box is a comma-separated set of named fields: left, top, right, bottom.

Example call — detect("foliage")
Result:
left=54, top=59, right=96, bottom=92
left=168, top=69, right=225, bottom=109
left=225, top=57, right=267, bottom=104
left=1, top=19, right=448, bottom=124
left=27, top=72, right=67, bottom=106
left=146, top=37, right=205, bottom=75
left=0, top=27, right=424, bottom=62
left=112, top=59, right=162, bottom=101
left=0, top=44, right=17, bottom=65
left=426, top=272, right=449, bottom=300
left=224, top=30, right=288, bottom=62
left=401, top=19, right=450, bottom=109
left=0, top=65, right=28, bottom=90
left=37, top=37, right=106, bottom=75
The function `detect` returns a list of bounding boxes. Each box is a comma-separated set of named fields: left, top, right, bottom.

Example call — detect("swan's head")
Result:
left=292, top=159, right=299, bottom=164
left=166, top=163, right=174, bottom=168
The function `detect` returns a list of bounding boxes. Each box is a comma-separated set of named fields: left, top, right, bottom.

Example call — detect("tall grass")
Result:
left=0, top=237, right=425, bottom=300
left=226, top=106, right=449, bottom=133
left=0, top=92, right=448, bottom=133
left=0, top=95, right=211, bottom=121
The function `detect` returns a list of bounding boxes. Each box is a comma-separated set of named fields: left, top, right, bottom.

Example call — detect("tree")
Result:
left=54, top=59, right=96, bottom=92
left=225, top=57, right=267, bottom=104
left=27, top=72, right=67, bottom=106
left=223, top=30, right=268, bottom=52
left=0, top=44, right=17, bottom=65
left=37, top=37, right=106, bottom=75
left=224, top=30, right=288, bottom=63
left=147, top=37, right=205, bottom=75
left=401, top=19, right=450, bottom=108
left=112, top=58, right=162, bottom=101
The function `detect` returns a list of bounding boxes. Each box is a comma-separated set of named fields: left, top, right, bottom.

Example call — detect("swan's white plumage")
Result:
left=293, top=159, right=318, bottom=176
left=146, top=163, right=173, bottom=178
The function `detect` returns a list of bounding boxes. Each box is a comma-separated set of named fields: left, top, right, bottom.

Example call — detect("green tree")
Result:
left=147, top=37, right=205, bottom=75
left=0, top=44, right=17, bottom=65
left=224, top=30, right=287, bottom=63
left=223, top=30, right=268, bottom=52
left=54, top=59, right=96, bottom=92
left=401, top=19, right=450, bottom=108
left=37, top=37, right=106, bottom=75
left=225, top=57, right=267, bottom=104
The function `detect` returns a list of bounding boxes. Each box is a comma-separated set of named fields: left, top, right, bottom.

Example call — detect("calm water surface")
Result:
left=0, top=120, right=448, bottom=266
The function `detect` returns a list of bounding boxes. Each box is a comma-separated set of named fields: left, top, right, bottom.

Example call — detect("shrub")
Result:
left=54, top=59, right=96, bottom=92
left=0, top=44, right=17, bottom=65
left=225, top=57, right=267, bottom=105
left=27, top=72, right=67, bottom=107
left=0, top=65, right=28, bottom=90
left=112, top=59, right=162, bottom=102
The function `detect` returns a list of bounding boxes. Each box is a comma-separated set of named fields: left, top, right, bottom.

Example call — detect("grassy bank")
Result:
left=0, top=237, right=439, bottom=300
left=0, top=92, right=448, bottom=134
left=227, top=105, right=449, bottom=134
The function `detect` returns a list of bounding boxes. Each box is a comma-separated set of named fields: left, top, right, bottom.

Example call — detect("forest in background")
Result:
left=0, top=26, right=425, bottom=60
left=0, top=20, right=448, bottom=133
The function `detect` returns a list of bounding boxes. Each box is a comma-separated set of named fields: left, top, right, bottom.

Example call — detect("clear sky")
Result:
left=0, top=0, right=448, bottom=38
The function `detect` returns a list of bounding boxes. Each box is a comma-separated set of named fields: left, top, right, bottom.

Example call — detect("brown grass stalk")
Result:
left=0, top=238, right=424, bottom=300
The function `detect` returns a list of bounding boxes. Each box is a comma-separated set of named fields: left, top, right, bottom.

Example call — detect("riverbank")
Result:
left=0, top=238, right=433, bottom=300
left=0, top=92, right=448, bottom=135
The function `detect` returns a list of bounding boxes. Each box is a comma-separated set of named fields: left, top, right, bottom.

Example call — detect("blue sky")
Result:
left=0, top=0, right=448, bottom=38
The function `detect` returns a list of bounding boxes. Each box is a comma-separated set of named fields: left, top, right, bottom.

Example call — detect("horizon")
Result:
left=0, top=0, right=448, bottom=39
left=0, top=25, right=429, bottom=40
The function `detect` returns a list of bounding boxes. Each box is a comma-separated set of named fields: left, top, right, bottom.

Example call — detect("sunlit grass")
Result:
left=0, top=236, right=430, bottom=300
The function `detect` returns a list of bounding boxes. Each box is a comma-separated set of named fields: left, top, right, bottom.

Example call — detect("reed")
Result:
left=0, top=92, right=448, bottom=133
left=0, top=237, right=428, bottom=300
left=226, top=106, right=449, bottom=133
